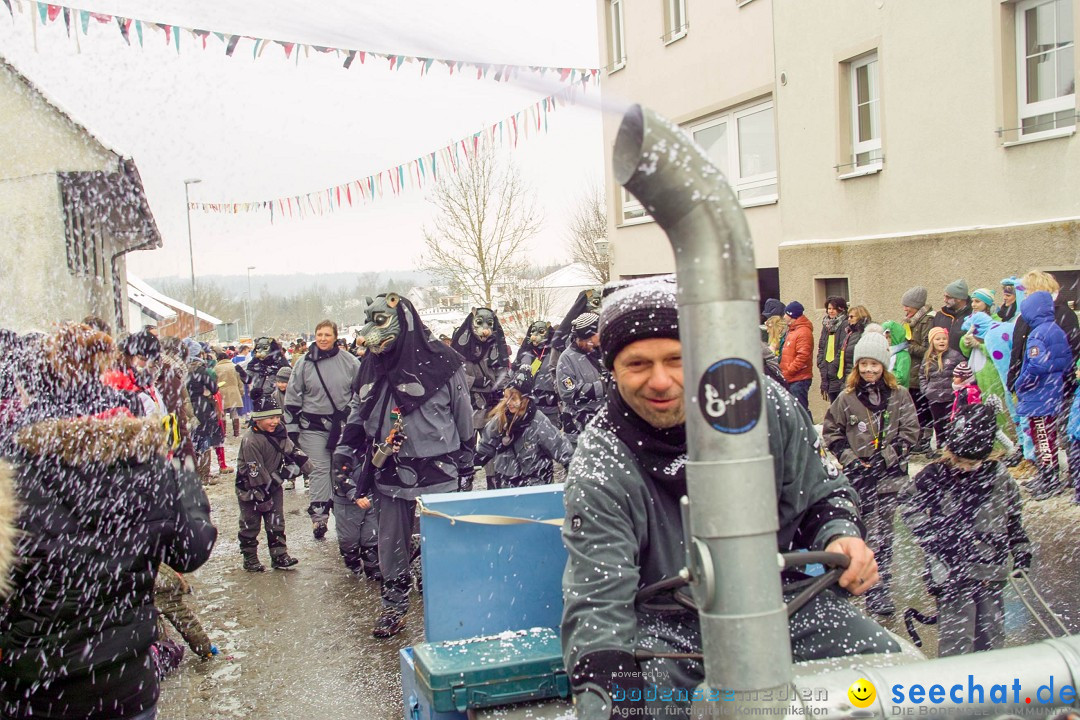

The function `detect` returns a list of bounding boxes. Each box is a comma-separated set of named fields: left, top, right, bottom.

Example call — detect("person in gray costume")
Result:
left=452, top=307, right=511, bottom=432
left=556, top=312, right=606, bottom=445
left=475, top=364, right=573, bottom=488
left=561, top=277, right=894, bottom=720
left=341, top=293, right=474, bottom=638
left=284, top=320, right=370, bottom=556
left=515, top=321, right=561, bottom=427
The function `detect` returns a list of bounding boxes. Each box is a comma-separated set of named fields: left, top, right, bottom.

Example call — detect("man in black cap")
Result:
left=555, top=312, right=605, bottom=446
left=561, top=277, right=890, bottom=719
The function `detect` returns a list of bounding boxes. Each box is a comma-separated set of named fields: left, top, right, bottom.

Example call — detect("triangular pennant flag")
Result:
left=213, top=31, right=224, bottom=42
left=253, top=38, right=261, bottom=58
left=117, top=16, right=131, bottom=44
left=62, top=6, right=70, bottom=34
left=135, top=19, right=143, bottom=46
left=1, top=0, right=11, bottom=19
left=173, top=25, right=180, bottom=52
left=37, top=2, right=47, bottom=25
left=343, top=49, right=356, bottom=68
left=79, top=9, right=89, bottom=34
left=280, top=41, right=294, bottom=59
left=225, top=34, right=239, bottom=56
left=193, top=29, right=210, bottom=49
left=46, top=4, right=58, bottom=22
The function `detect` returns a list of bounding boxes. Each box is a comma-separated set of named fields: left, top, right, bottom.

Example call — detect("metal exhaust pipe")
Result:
left=614, top=104, right=792, bottom=707
left=792, top=635, right=1080, bottom=719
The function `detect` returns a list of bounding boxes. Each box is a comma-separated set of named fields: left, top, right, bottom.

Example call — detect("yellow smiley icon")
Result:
left=848, top=678, right=876, bottom=709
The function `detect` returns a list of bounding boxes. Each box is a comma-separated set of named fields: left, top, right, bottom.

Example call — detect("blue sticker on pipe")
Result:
left=698, top=358, right=761, bottom=434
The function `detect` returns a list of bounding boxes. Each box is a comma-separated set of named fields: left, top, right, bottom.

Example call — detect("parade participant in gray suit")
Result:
left=515, top=321, right=561, bottom=426
left=475, top=364, right=573, bottom=488
left=284, top=320, right=366, bottom=551
left=342, top=293, right=474, bottom=638
left=556, top=312, right=606, bottom=445
left=453, top=307, right=511, bottom=433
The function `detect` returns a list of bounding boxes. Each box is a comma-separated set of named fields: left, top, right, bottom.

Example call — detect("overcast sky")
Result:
left=0, top=0, right=605, bottom=280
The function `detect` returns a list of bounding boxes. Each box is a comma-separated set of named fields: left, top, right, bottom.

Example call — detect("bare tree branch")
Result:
left=566, top=184, right=610, bottom=285
left=420, top=145, right=542, bottom=309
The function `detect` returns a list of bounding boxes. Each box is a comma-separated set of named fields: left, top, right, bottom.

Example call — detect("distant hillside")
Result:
left=146, top=271, right=431, bottom=297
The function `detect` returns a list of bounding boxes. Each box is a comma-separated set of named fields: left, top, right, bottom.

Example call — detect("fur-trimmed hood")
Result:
left=0, top=460, right=17, bottom=598
left=13, top=414, right=169, bottom=466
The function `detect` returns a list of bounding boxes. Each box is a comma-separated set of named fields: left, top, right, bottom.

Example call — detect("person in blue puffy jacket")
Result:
left=1016, top=291, right=1072, bottom=500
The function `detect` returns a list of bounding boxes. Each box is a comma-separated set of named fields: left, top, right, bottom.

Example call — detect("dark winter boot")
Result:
left=232, top=418, right=241, bottom=437
left=372, top=609, right=406, bottom=639
left=242, top=549, right=265, bottom=573
left=271, top=553, right=299, bottom=569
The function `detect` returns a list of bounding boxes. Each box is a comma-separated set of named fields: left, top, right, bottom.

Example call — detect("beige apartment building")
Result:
left=773, top=0, right=1078, bottom=322
left=598, top=0, right=1079, bottom=320
left=596, top=0, right=783, bottom=300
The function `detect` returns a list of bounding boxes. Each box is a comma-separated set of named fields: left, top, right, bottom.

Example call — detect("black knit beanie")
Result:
left=599, top=275, right=680, bottom=369
left=947, top=403, right=996, bottom=461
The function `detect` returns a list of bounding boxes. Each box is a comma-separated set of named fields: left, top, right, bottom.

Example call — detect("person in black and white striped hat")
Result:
left=555, top=312, right=605, bottom=446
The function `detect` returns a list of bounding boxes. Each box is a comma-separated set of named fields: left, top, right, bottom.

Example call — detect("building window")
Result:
left=620, top=187, right=650, bottom=224
left=849, top=52, right=882, bottom=169
left=1016, top=0, right=1075, bottom=136
left=814, top=277, right=850, bottom=310
left=663, top=0, right=688, bottom=44
left=688, top=99, right=779, bottom=206
left=608, top=0, right=627, bottom=72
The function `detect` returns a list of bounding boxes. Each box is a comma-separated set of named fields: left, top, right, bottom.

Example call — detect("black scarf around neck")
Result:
left=353, top=297, right=463, bottom=416
left=596, top=382, right=687, bottom=500
left=306, top=342, right=340, bottom=362
left=856, top=379, right=892, bottom=413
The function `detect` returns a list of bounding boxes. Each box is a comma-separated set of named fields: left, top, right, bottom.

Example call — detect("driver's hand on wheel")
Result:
left=826, top=536, right=878, bottom=596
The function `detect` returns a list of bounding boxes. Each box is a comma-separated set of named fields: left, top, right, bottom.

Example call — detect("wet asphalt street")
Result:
left=158, top=439, right=1080, bottom=719
left=158, top=434, right=421, bottom=720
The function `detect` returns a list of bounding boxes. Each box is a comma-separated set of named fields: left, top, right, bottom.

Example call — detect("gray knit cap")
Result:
left=944, top=279, right=969, bottom=300
left=852, top=332, right=890, bottom=368
left=901, top=286, right=927, bottom=308
left=599, top=275, right=680, bottom=369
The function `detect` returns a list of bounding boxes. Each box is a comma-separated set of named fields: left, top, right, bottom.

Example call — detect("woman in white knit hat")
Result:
left=822, top=332, right=921, bottom=617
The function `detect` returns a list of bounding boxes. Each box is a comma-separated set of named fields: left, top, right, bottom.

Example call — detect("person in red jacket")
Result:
left=780, top=301, right=815, bottom=417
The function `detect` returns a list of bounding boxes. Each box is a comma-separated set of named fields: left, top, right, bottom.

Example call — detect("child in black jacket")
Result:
left=900, top=403, right=1031, bottom=657
left=236, top=391, right=312, bottom=572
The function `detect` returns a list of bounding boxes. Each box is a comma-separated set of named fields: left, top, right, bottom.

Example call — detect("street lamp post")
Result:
left=183, top=178, right=202, bottom=339
left=246, top=266, right=256, bottom=337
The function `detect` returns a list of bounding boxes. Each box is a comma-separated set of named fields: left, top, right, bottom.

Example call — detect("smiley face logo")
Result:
left=848, top=678, right=876, bottom=709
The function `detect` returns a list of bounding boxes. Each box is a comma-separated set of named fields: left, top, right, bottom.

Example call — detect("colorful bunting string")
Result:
left=189, top=77, right=593, bottom=223
left=3, top=0, right=600, bottom=83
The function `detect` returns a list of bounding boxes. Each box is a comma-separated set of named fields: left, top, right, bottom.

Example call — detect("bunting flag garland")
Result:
left=189, top=77, right=593, bottom=223
left=6, top=1, right=600, bottom=83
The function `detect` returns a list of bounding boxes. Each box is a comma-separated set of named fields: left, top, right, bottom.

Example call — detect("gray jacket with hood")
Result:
left=556, top=344, right=605, bottom=434
left=561, top=380, right=862, bottom=697
left=475, top=405, right=573, bottom=487
left=347, top=365, right=473, bottom=500
left=284, top=346, right=360, bottom=435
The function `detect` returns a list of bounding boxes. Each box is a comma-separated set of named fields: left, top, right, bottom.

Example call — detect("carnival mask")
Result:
left=472, top=308, right=496, bottom=341
left=254, top=337, right=273, bottom=360
left=527, top=321, right=550, bottom=347
left=586, top=288, right=603, bottom=312
left=360, top=294, right=401, bottom=354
